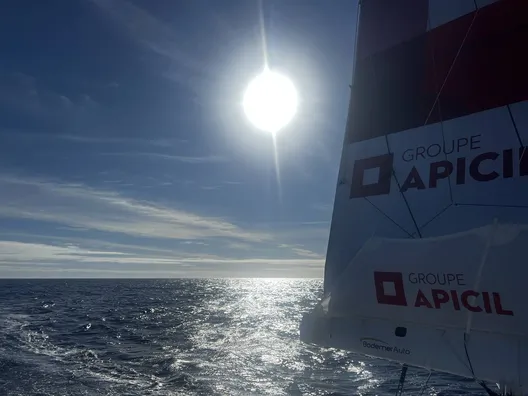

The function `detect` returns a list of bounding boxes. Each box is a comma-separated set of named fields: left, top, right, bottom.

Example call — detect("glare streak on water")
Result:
left=0, top=279, right=485, bottom=395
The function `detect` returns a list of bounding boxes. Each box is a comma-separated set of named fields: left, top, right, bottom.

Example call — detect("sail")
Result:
left=301, top=0, right=528, bottom=392
left=302, top=223, right=528, bottom=387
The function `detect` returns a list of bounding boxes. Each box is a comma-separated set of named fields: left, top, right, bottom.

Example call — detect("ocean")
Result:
left=0, top=279, right=487, bottom=395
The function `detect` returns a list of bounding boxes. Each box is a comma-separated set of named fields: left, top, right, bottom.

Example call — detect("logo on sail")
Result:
left=374, top=271, right=408, bottom=306
left=349, top=138, right=528, bottom=198
left=373, top=271, right=514, bottom=316
left=350, top=153, right=394, bottom=198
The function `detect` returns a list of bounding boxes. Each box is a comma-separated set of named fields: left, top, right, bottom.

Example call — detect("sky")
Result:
left=0, top=0, right=358, bottom=278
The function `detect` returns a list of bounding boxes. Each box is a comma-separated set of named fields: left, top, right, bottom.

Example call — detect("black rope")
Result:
left=464, top=333, right=476, bottom=378
left=480, top=382, right=502, bottom=396
left=464, top=333, right=502, bottom=396
left=395, top=364, right=408, bottom=396
left=419, top=371, right=432, bottom=396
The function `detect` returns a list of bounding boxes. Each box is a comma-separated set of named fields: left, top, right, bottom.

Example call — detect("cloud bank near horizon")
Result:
left=0, top=174, right=327, bottom=278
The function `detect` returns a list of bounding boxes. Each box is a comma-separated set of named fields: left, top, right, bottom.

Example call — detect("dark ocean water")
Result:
left=0, top=279, right=487, bottom=396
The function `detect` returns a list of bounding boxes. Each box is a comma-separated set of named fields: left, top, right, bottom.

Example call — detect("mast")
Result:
left=302, top=0, right=528, bottom=394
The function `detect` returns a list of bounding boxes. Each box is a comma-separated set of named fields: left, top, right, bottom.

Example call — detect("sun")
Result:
left=243, top=68, right=298, bottom=134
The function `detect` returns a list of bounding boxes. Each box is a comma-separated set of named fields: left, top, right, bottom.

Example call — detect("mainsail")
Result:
left=300, top=0, right=528, bottom=394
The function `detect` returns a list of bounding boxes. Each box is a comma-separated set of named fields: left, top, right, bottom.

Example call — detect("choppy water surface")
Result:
left=0, top=279, right=486, bottom=395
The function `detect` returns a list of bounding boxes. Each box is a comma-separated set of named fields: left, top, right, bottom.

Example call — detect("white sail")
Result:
left=302, top=223, right=527, bottom=388
left=301, top=0, right=528, bottom=393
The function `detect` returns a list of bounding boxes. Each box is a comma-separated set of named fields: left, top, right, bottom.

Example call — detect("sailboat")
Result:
left=300, top=0, right=528, bottom=395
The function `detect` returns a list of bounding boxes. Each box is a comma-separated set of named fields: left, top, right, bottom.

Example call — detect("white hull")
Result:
left=301, top=311, right=527, bottom=395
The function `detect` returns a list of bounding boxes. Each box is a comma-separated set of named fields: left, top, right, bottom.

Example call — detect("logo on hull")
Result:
left=360, top=337, right=411, bottom=355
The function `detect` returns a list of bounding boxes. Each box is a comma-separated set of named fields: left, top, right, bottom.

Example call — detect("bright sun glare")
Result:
left=243, top=68, right=298, bottom=134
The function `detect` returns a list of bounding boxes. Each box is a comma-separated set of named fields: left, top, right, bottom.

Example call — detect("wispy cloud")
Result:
left=0, top=231, right=177, bottom=256
left=201, top=185, right=221, bottom=191
left=278, top=243, right=324, bottom=259
left=0, top=71, right=97, bottom=121
left=0, top=240, right=323, bottom=278
left=311, top=203, right=333, bottom=212
left=0, top=174, right=268, bottom=242
left=226, top=242, right=253, bottom=250
left=180, top=240, right=209, bottom=246
left=90, top=0, right=207, bottom=70
left=99, top=152, right=226, bottom=164
left=0, top=175, right=329, bottom=277
left=0, top=129, right=187, bottom=147
left=89, top=0, right=212, bottom=95
left=291, top=248, right=324, bottom=259
left=0, top=240, right=221, bottom=265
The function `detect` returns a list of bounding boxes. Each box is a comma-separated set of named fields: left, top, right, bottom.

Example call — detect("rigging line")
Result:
left=424, top=8, right=480, bottom=126
left=427, top=12, right=454, bottom=206
left=410, top=203, right=452, bottom=237
left=455, top=202, right=528, bottom=209
left=364, top=197, right=415, bottom=238
left=464, top=333, right=502, bottom=396
left=344, top=0, right=362, bottom=147
left=507, top=104, right=525, bottom=150
left=439, top=329, right=473, bottom=375
left=384, top=134, right=422, bottom=238
left=350, top=0, right=362, bottom=82
left=463, top=333, right=476, bottom=377
left=419, top=371, right=432, bottom=396
left=395, top=364, right=408, bottom=396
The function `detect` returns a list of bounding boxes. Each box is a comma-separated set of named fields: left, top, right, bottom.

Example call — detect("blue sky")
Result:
left=0, top=0, right=358, bottom=278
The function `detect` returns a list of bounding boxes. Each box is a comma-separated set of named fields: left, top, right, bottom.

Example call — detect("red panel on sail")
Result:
left=426, top=0, right=528, bottom=125
left=348, top=0, right=528, bottom=143
left=356, top=0, right=429, bottom=60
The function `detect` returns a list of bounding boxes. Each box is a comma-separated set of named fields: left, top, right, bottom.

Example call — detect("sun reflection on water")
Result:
left=173, top=278, right=389, bottom=395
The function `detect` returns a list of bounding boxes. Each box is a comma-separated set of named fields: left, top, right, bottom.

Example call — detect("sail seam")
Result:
left=367, top=58, right=422, bottom=238
left=364, top=197, right=414, bottom=238
left=383, top=134, right=423, bottom=238
left=410, top=203, right=452, bottom=238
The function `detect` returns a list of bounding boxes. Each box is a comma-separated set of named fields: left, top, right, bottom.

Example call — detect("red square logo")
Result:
left=374, top=271, right=408, bottom=306
left=350, top=154, right=394, bottom=198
